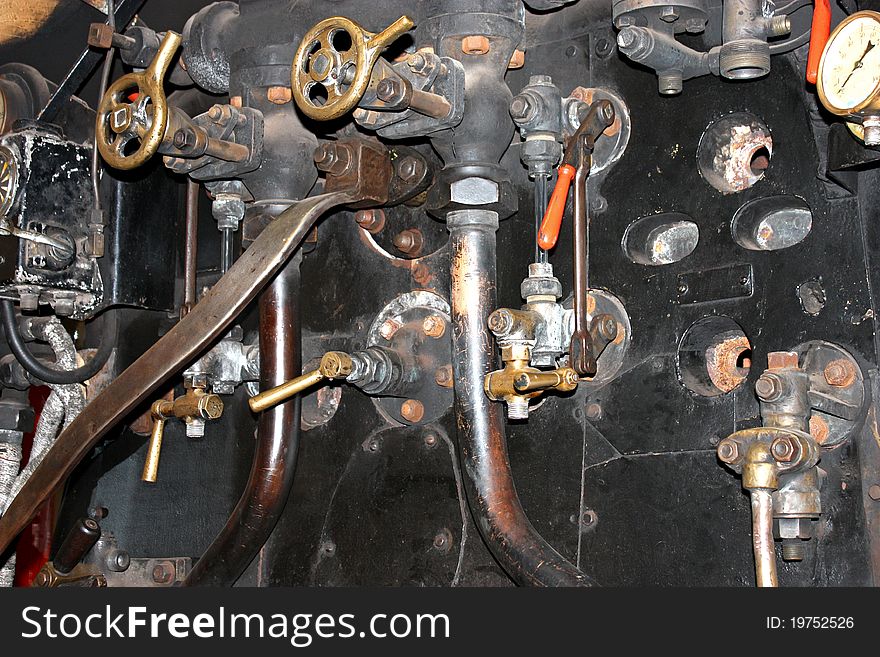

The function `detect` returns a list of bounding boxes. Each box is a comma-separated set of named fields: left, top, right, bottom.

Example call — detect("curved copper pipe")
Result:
left=447, top=209, right=593, bottom=587
left=185, top=257, right=302, bottom=586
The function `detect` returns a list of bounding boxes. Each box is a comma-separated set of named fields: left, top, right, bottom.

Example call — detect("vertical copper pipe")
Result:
left=184, top=256, right=302, bottom=586
left=750, top=489, right=778, bottom=587
left=182, top=181, right=199, bottom=318
left=447, top=209, right=593, bottom=587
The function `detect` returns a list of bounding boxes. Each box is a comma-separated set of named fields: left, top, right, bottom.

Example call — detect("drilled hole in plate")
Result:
left=623, top=212, right=698, bottom=265
left=678, top=316, right=752, bottom=396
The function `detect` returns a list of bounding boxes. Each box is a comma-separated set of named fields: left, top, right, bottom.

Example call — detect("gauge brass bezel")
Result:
left=817, top=11, right=880, bottom=117
left=0, top=143, right=18, bottom=217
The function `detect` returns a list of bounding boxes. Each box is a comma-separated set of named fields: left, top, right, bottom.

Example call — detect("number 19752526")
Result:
left=766, top=617, right=854, bottom=630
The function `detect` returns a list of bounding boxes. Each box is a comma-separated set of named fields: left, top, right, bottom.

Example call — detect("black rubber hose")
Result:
left=1, top=300, right=118, bottom=385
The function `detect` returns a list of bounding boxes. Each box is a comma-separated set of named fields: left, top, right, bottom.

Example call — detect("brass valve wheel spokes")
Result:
left=95, top=31, right=181, bottom=170
left=291, top=15, right=414, bottom=121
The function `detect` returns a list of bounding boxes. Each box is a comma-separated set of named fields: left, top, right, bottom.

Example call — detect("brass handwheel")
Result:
left=95, top=31, right=181, bottom=170
left=291, top=15, right=414, bottom=121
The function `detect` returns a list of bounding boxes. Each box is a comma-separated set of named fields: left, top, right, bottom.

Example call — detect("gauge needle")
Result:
left=841, top=41, right=876, bottom=89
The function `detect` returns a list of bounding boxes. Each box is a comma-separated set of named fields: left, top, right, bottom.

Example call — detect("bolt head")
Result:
left=771, top=436, right=798, bottom=463
left=354, top=209, right=385, bottom=233
left=509, top=95, right=535, bottom=122
left=422, top=315, right=446, bottom=338
left=376, top=78, right=402, bottom=102
left=659, top=6, right=679, bottom=22
left=401, top=399, right=425, bottom=423
left=379, top=319, right=400, bottom=340
left=397, top=156, right=421, bottom=182
left=717, top=439, right=739, bottom=464
left=755, top=373, right=782, bottom=401
left=823, top=359, right=856, bottom=387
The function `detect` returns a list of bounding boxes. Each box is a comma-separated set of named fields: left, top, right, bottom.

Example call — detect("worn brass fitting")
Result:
left=485, top=344, right=579, bottom=420
left=142, top=387, right=224, bottom=483
left=248, top=351, right=354, bottom=413
left=96, top=31, right=181, bottom=169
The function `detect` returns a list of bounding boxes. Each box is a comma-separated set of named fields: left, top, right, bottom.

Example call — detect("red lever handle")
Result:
left=806, top=0, right=831, bottom=85
left=537, top=164, right=576, bottom=250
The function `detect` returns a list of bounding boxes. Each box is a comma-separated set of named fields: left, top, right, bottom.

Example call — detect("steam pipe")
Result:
left=447, top=209, right=593, bottom=587
left=750, top=489, right=778, bottom=587
left=185, top=255, right=302, bottom=586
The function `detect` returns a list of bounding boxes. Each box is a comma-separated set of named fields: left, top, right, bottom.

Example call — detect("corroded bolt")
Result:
left=207, top=105, right=224, bottom=121
left=229, top=96, right=242, bottom=108
left=461, top=35, right=490, bottom=55
left=379, top=319, right=400, bottom=340
left=809, top=415, right=830, bottom=445
left=376, top=77, right=404, bottom=102
left=823, top=359, right=856, bottom=387
left=173, top=129, right=194, bottom=149
left=422, top=315, right=446, bottom=338
left=407, top=52, right=428, bottom=73
left=767, top=351, right=799, bottom=370
left=267, top=86, right=292, bottom=104
left=771, top=436, right=798, bottom=463
left=487, top=308, right=513, bottom=336
left=717, top=439, right=739, bottom=464
left=401, top=399, right=425, bottom=423
left=508, top=49, right=525, bottom=69
left=313, top=142, right=352, bottom=176
left=354, top=209, right=385, bottom=234
left=869, top=485, right=880, bottom=501
left=392, top=228, right=423, bottom=256
left=152, top=563, right=172, bottom=584
left=755, top=373, right=782, bottom=402
left=434, top=364, right=453, bottom=388
left=424, top=433, right=438, bottom=448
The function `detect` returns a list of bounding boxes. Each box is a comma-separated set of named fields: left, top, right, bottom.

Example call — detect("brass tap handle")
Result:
left=249, top=351, right=354, bottom=413
left=141, top=399, right=172, bottom=483
left=513, top=367, right=580, bottom=394
left=96, top=31, right=181, bottom=170
left=291, top=15, right=415, bottom=121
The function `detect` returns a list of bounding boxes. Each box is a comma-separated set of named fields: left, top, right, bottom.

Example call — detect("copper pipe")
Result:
left=447, top=209, right=592, bottom=587
left=185, top=256, right=302, bottom=586
left=750, top=489, right=778, bottom=587
left=182, top=180, right=199, bottom=317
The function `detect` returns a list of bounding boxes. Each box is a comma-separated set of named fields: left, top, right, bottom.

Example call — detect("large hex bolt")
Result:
left=314, top=142, right=353, bottom=176
left=717, top=438, right=740, bottom=464
left=392, top=228, right=424, bottom=256
left=354, top=209, right=386, bottom=234
left=823, top=359, right=856, bottom=387
left=755, top=373, right=784, bottom=402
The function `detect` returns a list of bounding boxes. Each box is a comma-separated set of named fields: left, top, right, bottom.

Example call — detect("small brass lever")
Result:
left=248, top=351, right=354, bottom=413
left=141, top=388, right=224, bottom=483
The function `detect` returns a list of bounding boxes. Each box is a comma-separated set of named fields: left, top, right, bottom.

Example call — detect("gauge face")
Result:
left=819, top=12, right=880, bottom=114
left=0, top=145, right=17, bottom=216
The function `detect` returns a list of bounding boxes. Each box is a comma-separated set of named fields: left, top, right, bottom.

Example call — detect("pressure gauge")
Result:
left=817, top=11, right=880, bottom=145
left=0, top=145, right=17, bottom=216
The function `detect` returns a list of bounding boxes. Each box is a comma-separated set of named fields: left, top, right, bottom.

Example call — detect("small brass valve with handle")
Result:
left=142, top=386, right=224, bottom=483
left=249, top=351, right=354, bottom=413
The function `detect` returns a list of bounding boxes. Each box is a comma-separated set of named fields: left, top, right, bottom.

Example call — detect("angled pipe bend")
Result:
left=185, top=255, right=302, bottom=586
left=447, top=209, right=594, bottom=587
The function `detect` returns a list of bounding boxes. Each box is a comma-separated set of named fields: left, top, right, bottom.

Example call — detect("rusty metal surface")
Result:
left=0, top=191, right=352, bottom=554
